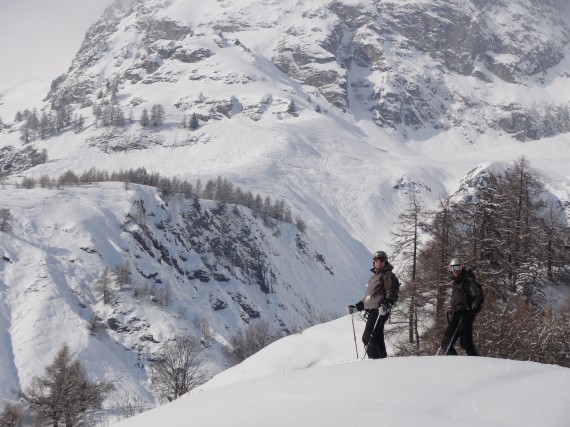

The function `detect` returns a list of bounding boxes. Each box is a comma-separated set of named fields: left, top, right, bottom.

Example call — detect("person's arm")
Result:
left=384, top=272, right=399, bottom=303
left=467, top=279, right=484, bottom=312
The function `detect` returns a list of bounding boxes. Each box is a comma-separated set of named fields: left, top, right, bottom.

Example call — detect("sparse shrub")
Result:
left=0, top=403, right=23, bottom=427
left=112, top=261, right=132, bottom=291
left=149, top=335, right=210, bottom=403
left=95, top=268, right=115, bottom=305
left=111, top=391, right=153, bottom=421
left=57, top=170, right=79, bottom=187
left=223, top=319, right=281, bottom=367
left=38, top=174, right=54, bottom=189
left=20, top=176, right=36, bottom=189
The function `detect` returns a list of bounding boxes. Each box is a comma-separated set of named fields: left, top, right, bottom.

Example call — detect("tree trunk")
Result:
left=408, top=293, right=415, bottom=343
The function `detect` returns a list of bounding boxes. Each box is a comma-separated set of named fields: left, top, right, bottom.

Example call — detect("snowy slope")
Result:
left=109, top=316, right=570, bottom=427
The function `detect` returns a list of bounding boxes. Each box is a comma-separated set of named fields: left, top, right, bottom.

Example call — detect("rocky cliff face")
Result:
left=45, top=0, right=570, bottom=141
left=0, top=182, right=360, bottom=401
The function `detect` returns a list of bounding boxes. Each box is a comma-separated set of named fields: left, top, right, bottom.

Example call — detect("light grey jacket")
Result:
left=357, top=261, right=399, bottom=310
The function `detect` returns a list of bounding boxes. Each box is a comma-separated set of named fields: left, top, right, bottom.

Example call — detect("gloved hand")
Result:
left=379, top=300, right=393, bottom=316
left=347, top=305, right=358, bottom=314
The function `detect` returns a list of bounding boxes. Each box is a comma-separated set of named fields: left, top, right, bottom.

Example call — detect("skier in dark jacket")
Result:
left=440, top=257, right=484, bottom=356
left=347, top=250, right=399, bottom=359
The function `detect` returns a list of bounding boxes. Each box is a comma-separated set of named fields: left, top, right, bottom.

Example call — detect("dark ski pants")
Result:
left=362, top=309, right=390, bottom=359
left=441, top=311, right=479, bottom=356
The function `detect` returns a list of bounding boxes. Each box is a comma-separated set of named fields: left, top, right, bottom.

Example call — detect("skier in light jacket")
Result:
left=347, top=250, right=399, bottom=359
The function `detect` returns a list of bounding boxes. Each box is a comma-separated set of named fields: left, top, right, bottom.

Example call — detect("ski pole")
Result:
left=441, top=316, right=463, bottom=356
left=351, top=313, right=359, bottom=359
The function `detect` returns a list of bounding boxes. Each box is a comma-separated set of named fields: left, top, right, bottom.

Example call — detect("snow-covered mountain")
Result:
left=42, top=0, right=570, bottom=139
left=1, top=0, right=568, bottom=244
left=0, top=181, right=367, bottom=403
left=1, top=0, right=570, bottom=413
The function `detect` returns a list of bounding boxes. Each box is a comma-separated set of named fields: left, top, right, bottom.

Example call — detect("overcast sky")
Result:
left=0, top=0, right=114, bottom=90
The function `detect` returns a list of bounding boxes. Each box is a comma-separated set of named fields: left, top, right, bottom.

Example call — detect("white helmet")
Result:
left=448, top=256, right=464, bottom=271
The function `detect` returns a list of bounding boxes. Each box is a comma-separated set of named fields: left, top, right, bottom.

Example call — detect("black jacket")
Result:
left=450, top=269, right=484, bottom=313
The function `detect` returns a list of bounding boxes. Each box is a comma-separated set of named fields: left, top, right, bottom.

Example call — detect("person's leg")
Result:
left=459, top=315, right=480, bottom=356
left=440, top=315, right=460, bottom=355
left=362, top=310, right=381, bottom=359
left=373, top=313, right=389, bottom=359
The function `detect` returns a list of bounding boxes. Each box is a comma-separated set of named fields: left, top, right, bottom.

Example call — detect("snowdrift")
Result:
left=111, top=316, right=570, bottom=427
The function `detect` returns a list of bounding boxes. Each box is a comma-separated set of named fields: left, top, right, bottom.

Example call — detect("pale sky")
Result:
left=0, top=0, right=114, bottom=90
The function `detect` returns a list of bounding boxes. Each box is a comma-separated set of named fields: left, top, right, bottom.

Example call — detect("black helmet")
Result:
left=373, top=250, right=388, bottom=262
